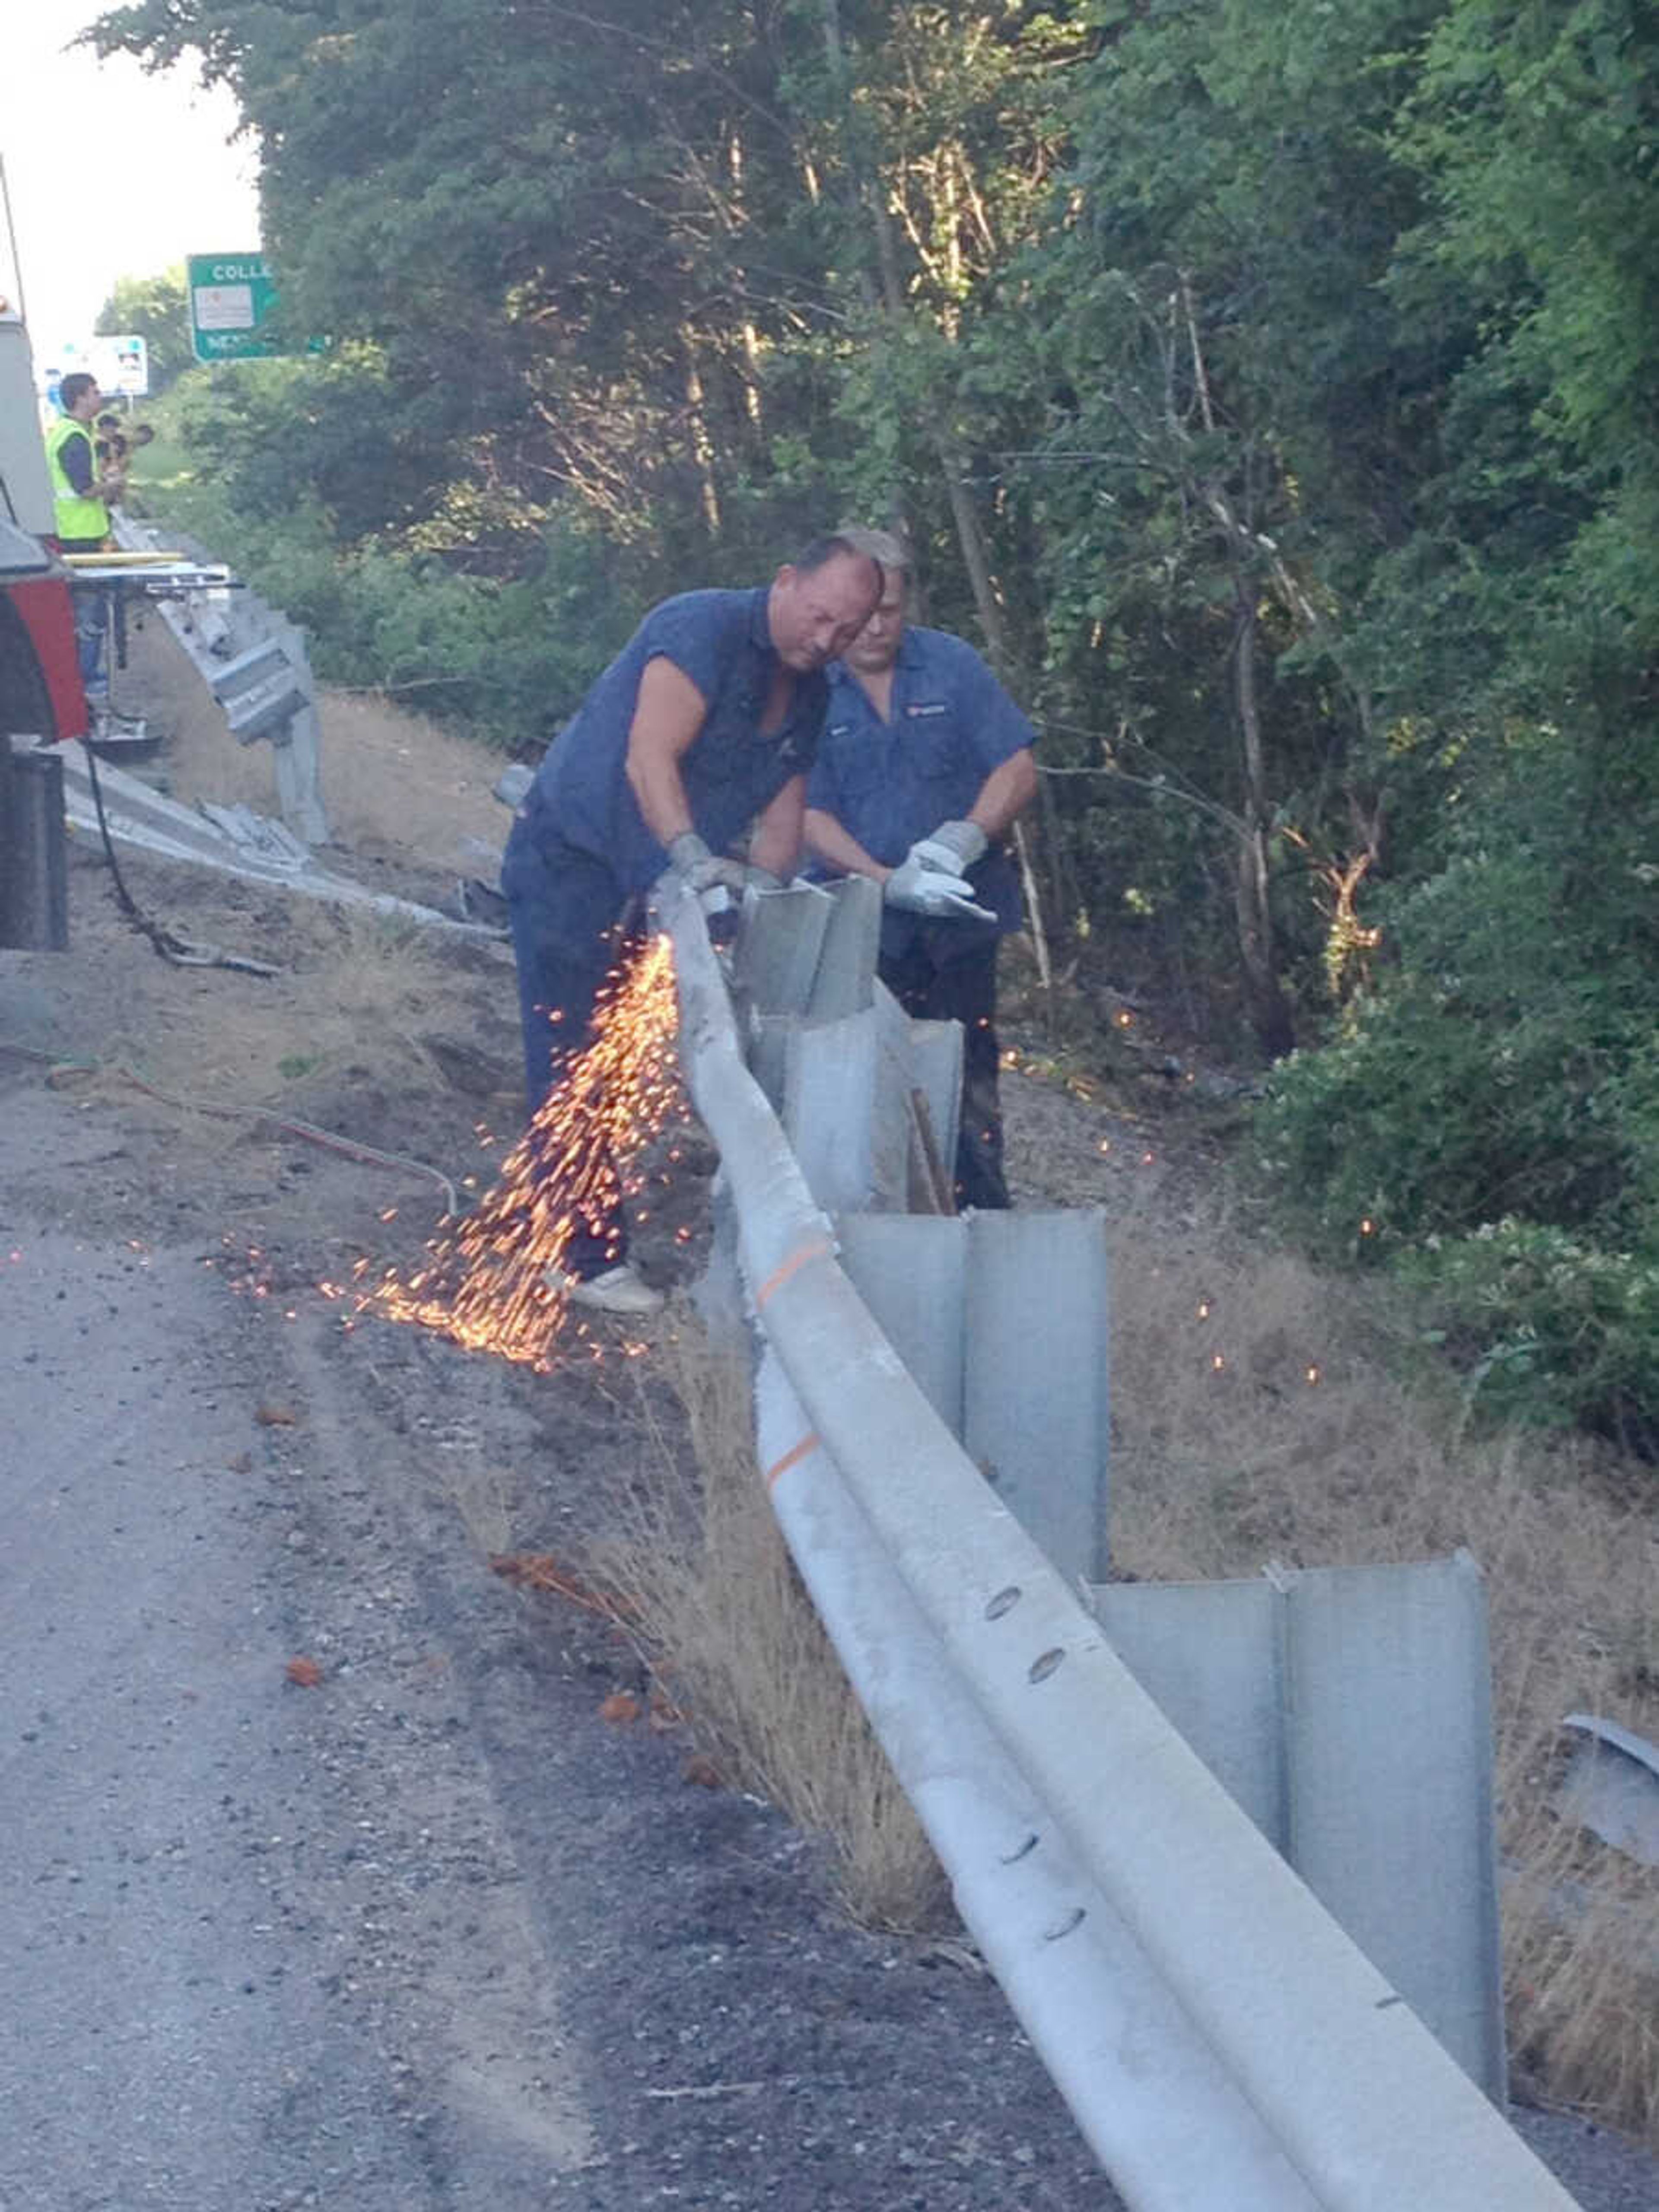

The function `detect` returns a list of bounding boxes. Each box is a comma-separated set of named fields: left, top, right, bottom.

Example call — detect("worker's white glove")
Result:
left=912, top=818, right=988, bottom=875
left=667, top=831, right=748, bottom=912
left=884, top=852, right=996, bottom=922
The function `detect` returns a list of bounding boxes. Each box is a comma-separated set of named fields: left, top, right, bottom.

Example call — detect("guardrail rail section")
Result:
left=110, top=514, right=328, bottom=843
left=669, top=878, right=1583, bottom=2212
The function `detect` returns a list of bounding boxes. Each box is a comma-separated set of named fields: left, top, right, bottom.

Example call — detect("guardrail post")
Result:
left=783, top=1010, right=878, bottom=1211
left=836, top=1208, right=1111, bottom=1587
left=908, top=1016, right=963, bottom=1195
left=734, top=882, right=834, bottom=1014
left=836, top=1214, right=968, bottom=1429
left=805, top=873, right=880, bottom=1018
left=267, top=616, right=328, bottom=845
left=1096, top=1557, right=1508, bottom=2101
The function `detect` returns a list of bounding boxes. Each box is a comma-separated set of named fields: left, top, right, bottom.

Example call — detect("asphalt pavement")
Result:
left=0, top=1217, right=593, bottom=2211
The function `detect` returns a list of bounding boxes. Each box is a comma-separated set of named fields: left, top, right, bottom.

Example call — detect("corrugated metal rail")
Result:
left=667, top=886, right=1582, bottom=2212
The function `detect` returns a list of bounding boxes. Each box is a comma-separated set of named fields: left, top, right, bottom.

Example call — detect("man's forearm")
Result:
left=967, top=748, right=1039, bottom=839
left=803, top=807, right=891, bottom=883
left=626, top=747, right=696, bottom=848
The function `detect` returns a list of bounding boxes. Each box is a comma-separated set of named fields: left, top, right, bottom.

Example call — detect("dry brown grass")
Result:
left=310, top=690, right=508, bottom=872
left=590, top=1311, right=948, bottom=1934
left=79, top=613, right=521, bottom=1131
left=86, top=890, right=510, bottom=1115
left=122, top=619, right=508, bottom=877
left=586, top=1226, right=1655, bottom=2141
left=1106, top=1225, right=1658, bottom=2147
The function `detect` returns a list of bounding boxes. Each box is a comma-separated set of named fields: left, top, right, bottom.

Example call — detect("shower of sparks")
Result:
left=352, top=935, right=683, bottom=1369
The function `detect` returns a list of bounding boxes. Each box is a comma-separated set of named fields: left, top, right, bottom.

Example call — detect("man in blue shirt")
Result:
left=502, top=533, right=882, bottom=1313
left=803, top=529, right=1038, bottom=1210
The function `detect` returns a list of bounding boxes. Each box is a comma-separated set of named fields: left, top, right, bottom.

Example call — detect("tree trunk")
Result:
left=1231, top=584, right=1295, bottom=1058
left=681, top=331, right=721, bottom=539
left=817, top=0, right=1052, bottom=998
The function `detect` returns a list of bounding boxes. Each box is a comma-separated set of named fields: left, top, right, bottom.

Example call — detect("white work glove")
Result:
left=911, top=818, right=988, bottom=875
left=883, top=851, right=996, bottom=922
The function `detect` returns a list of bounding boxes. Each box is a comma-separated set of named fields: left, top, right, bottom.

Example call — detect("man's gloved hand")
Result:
left=667, top=830, right=748, bottom=909
left=884, top=852, right=996, bottom=922
left=910, top=818, right=988, bottom=876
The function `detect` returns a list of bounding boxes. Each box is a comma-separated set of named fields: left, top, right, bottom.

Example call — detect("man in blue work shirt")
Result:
left=802, top=528, right=1038, bottom=1210
left=502, top=533, right=882, bottom=1314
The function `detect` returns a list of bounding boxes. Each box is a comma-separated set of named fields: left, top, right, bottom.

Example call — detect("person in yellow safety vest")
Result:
left=45, top=372, right=118, bottom=549
left=44, top=371, right=124, bottom=704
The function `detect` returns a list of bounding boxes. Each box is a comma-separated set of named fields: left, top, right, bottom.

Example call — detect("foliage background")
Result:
left=94, top=0, right=1659, bottom=1450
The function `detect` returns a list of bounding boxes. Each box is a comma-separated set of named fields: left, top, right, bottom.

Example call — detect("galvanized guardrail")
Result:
left=108, top=511, right=328, bottom=843
left=666, top=881, right=1581, bottom=2212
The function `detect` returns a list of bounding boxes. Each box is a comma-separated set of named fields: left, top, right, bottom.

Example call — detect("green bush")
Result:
left=1249, top=826, right=1659, bottom=1449
left=152, top=472, right=639, bottom=752
left=1251, top=859, right=1653, bottom=1242
left=1400, top=1220, right=1659, bottom=1452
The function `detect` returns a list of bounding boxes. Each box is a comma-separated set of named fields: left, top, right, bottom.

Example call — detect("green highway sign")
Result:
left=188, top=252, right=283, bottom=362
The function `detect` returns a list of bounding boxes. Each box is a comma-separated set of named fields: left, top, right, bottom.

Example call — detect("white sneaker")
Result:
left=552, top=1263, right=664, bottom=1317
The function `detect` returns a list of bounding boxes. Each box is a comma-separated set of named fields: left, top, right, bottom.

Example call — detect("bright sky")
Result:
left=0, top=3, right=260, bottom=362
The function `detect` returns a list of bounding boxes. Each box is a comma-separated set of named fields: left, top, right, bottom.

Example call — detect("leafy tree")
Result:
left=94, top=264, right=192, bottom=394
left=84, top=0, right=1659, bottom=1442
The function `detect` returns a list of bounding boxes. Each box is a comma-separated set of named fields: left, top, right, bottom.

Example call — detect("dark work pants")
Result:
left=878, top=934, right=1009, bottom=1210
left=499, top=810, right=633, bottom=1279
left=64, top=572, right=110, bottom=701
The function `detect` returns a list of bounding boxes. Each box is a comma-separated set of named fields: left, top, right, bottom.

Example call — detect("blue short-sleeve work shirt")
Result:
left=807, top=626, right=1036, bottom=942
left=531, top=587, right=825, bottom=894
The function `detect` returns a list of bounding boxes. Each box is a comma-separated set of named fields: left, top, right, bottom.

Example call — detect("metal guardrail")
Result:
left=108, top=512, right=328, bottom=844
left=667, top=884, right=1582, bottom=2212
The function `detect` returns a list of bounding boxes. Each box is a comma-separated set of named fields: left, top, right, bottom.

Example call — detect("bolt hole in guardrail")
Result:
left=1001, top=1832, right=1041, bottom=1865
left=985, top=1585, right=1022, bottom=1620
left=1044, top=1907, right=1088, bottom=1942
left=1028, top=1647, right=1066, bottom=1684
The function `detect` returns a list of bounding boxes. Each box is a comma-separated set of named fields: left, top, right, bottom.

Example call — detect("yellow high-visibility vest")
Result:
left=44, top=413, right=108, bottom=542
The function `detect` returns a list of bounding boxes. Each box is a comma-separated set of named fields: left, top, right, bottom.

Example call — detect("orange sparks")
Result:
left=359, top=935, right=683, bottom=1370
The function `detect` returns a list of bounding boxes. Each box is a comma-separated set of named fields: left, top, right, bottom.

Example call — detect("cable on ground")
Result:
left=79, top=735, right=280, bottom=976
left=0, top=1036, right=460, bottom=1215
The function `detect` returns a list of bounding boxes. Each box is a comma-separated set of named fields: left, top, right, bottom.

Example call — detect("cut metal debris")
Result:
left=1557, top=1713, right=1659, bottom=1867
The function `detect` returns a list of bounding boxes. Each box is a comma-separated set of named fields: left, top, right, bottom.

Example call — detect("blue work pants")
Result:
left=500, top=799, right=636, bottom=1280
left=70, top=583, right=109, bottom=702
